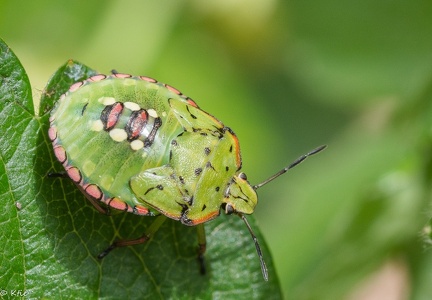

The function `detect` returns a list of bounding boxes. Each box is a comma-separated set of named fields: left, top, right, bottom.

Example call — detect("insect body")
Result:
left=49, top=72, right=325, bottom=280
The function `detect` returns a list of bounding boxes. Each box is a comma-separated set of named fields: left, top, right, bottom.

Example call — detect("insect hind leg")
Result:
left=97, top=215, right=167, bottom=259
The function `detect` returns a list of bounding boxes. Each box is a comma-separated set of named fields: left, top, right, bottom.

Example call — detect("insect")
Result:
left=48, top=72, right=326, bottom=280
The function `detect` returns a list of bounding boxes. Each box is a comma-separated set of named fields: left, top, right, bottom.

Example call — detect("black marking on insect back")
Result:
left=179, top=176, right=185, bottom=185
left=101, top=102, right=124, bottom=130
left=169, top=150, right=173, bottom=161
left=171, top=139, right=178, bottom=146
left=223, top=126, right=235, bottom=135
left=144, top=187, right=155, bottom=195
left=186, top=196, right=193, bottom=206
left=215, top=187, right=220, bottom=192
left=204, top=147, right=211, bottom=155
left=201, top=204, right=207, bottom=211
left=144, top=117, right=162, bottom=147
left=225, top=166, right=229, bottom=172
left=229, top=145, right=233, bottom=152
left=144, top=184, right=163, bottom=195
left=195, top=168, right=203, bottom=176
left=125, top=109, right=148, bottom=141
left=206, top=161, right=216, bottom=171
left=178, top=202, right=189, bottom=213
left=186, top=105, right=197, bottom=119
left=81, top=103, right=89, bottom=115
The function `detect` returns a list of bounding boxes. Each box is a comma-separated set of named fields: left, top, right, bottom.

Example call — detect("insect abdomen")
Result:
left=50, top=75, right=186, bottom=211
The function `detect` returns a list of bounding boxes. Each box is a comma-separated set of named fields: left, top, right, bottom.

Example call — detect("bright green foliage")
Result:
left=0, top=38, right=282, bottom=299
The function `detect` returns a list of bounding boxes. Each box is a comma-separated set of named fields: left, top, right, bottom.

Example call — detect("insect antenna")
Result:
left=253, top=145, right=327, bottom=190
left=240, top=214, right=269, bottom=281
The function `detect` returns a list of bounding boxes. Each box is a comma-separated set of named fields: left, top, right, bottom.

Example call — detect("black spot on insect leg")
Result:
left=179, top=176, right=185, bottom=185
left=156, top=184, right=163, bottom=190
left=81, top=103, right=89, bottom=115
left=171, top=139, right=178, bottom=146
left=169, top=150, right=173, bottom=161
left=195, top=168, right=203, bottom=176
left=225, top=166, right=229, bottom=172
left=204, top=147, right=211, bottom=155
left=215, top=187, right=220, bottom=192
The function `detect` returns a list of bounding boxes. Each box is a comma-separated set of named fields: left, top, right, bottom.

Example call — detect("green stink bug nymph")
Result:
left=48, top=72, right=326, bottom=281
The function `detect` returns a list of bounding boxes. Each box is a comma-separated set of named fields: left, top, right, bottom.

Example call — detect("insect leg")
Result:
left=196, top=224, right=207, bottom=275
left=47, top=171, right=67, bottom=178
left=98, top=215, right=167, bottom=259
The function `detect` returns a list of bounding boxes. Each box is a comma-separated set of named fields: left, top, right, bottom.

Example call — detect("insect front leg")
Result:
left=98, top=215, right=167, bottom=258
left=196, top=223, right=207, bottom=275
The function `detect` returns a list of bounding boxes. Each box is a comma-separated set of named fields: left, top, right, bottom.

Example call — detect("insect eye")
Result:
left=238, top=172, right=247, bottom=180
left=224, top=203, right=235, bottom=215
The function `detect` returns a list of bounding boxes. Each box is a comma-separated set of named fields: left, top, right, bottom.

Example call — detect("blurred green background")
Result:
left=2, top=0, right=432, bottom=298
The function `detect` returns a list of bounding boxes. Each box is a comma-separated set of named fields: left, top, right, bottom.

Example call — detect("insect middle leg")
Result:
left=196, top=223, right=207, bottom=275
left=98, top=215, right=167, bottom=258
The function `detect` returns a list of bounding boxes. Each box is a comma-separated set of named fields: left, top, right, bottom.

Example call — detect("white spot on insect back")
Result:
left=109, top=128, right=128, bottom=142
left=124, top=101, right=141, bottom=111
left=162, top=111, right=167, bottom=117
left=98, top=97, right=116, bottom=106
left=130, top=140, right=144, bottom=151
left=91, top=120, right=104, bottom=132
left=148, top=109, right=158, bottom=118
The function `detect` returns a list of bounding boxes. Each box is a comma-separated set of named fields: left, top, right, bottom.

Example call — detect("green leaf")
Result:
left=0, top=39, right=282, bottom=299
left=0, top=37, right=35, bottom=292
